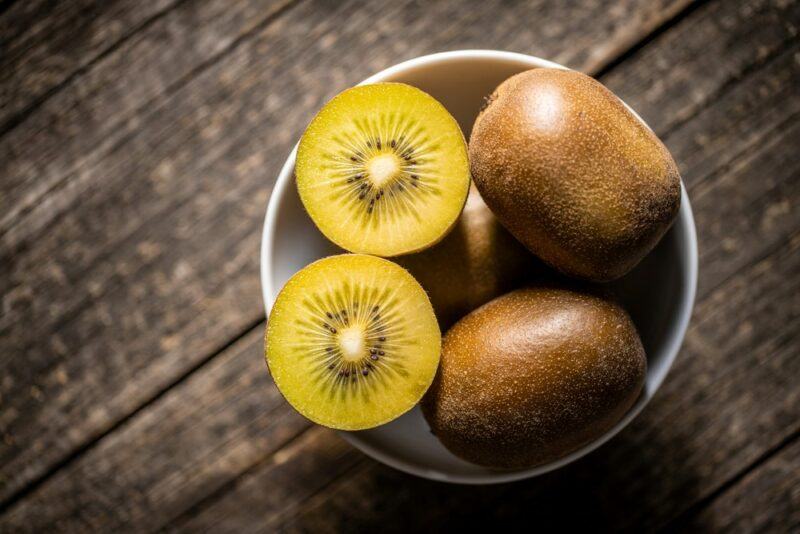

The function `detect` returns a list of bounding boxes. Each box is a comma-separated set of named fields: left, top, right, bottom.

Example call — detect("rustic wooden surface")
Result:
left=1, top=0, right=798, bottom=531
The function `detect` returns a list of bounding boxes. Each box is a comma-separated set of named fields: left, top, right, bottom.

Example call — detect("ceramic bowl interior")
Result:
left=261, top=50, right=698, bottom=484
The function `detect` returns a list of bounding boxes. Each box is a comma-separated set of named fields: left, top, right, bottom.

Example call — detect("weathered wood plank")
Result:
left=677, top=437, right=800, bottom=533
left=0, top=0, right=693, bottom=507
left=0, top=0, right=295, bottom=240
left=3, top=3, right=798, bottom=529
left=0, top=327, right=317, bottom=532
left=174, top=427, right=361, bottom=533
left=601, top=0, right=799, bottom=137
left=0, top=0, right=181, bottom=132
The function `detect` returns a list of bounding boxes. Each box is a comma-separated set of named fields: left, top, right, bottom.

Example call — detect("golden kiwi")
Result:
left=469, top=68, right=681, bottom=281
left=396, top=185, right=543, bottom=330
left=266, top=254, right=441, bottom=430
left=421, top=285, right=646, bottom=469
left=296, top=83, right=470, bottom=257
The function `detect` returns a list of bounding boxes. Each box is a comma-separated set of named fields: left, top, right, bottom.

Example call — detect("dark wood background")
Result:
left=1, top=0, right=799, bottom=531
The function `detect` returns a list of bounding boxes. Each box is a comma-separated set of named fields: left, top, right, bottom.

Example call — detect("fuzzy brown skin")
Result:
left=469, top=68, right=681, bottom=281
left=396, top=185, right=545, bottom=330
left=421, top=286, right=646, bottom=469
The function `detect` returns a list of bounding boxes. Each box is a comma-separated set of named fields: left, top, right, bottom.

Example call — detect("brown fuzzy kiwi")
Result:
left=421, top=285, right=646, bottom=469
left=469, top=68, right=681, bottom=282
left=396, top=185, right=545, bottom=330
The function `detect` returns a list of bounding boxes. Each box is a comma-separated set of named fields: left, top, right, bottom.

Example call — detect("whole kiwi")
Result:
left=469, top=68, right=681, bottom=281
left=421, top=285, right=646, bottom=469
left=396, top=185, right=544, bottom=330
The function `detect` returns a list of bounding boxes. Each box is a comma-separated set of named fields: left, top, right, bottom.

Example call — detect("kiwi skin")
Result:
left=396, top=185, right=545, bottom=330
left=469, top=68, right=681, bottom=282
left=421, top=285, right=646, bottom=469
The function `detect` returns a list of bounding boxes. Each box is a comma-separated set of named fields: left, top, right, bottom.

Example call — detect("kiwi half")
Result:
left=296, top=83, right=470, bottom=256
left=266, top=254, right=441, bottom=430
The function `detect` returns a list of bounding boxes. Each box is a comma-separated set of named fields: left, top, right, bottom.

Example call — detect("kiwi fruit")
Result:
left=470, top=68, right=681, bottom=281
left=266, top=254, right=441, bottom=430
left=396, top=185, right=544, bottom=330
left=296, top=83, right=470, bottom=257
left=422, top=285, right=646, bottom=469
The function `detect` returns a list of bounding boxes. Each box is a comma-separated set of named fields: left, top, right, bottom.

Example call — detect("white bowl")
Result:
left=261, top=50, right=698, bottom=484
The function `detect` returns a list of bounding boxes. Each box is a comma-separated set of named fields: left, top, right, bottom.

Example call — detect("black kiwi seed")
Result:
left=376, top=140, right=382, bottom=149
left=326, top=312, right=333, bottom=319
left=350, top=156, right=357, bottom=162
left=370, top=354, right=379, bottom=361
left=379, top=336, right=386, bottom=342
left=379, top=350, right=385, bottom=356
left=391, top=140, right=396, bottom=148
left=362, top=369, right=369, bottom=376
left=328, top=363, right=335, bottom=369
left=370, top=349, right=377, bottom=355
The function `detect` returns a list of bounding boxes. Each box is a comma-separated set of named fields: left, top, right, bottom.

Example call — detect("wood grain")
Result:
left=0, top=0, right=692, bottom=508
left=0, top=0, right=294, bottom=240
left=0, top=327, right=319, bottom=531
left=0, top=0, right=181, bottom=132
left=677, top=437, right=800, bottom=533
left=3, top=0, right=798, bottom=530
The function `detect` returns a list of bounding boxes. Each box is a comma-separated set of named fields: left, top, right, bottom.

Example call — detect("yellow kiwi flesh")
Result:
left=297, top=83, right=470, bottom=257
left=469, top=69, right=681, bottom=281
left=266, top=254, right=441, bottom=430
left=396, top=185, right=544, bottom=330
left=422, top=286, right=646, bottom=469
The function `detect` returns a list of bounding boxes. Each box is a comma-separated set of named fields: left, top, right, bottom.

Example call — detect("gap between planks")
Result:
left=664, top=423, right=800, bottom=531
left=166, top=423, right=320, bottom=530
left=0, top=316, right=266, bottom=514
left=0, top=0, right=192, bottom=138
left=0, top=0, right=304, bottom=242
left=0, top=0, right=18, bottom=18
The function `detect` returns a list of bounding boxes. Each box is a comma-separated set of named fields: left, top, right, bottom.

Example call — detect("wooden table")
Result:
left=1, top=0, right=798, bottom=531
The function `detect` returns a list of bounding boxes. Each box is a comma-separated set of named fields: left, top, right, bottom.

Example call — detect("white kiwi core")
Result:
left=338, top=326, right=366, bottom=362
left=367, top=153, right=401, bottom=188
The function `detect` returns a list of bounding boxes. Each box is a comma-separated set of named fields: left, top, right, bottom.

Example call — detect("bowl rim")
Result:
left=260, top=49, right=698, bottom=484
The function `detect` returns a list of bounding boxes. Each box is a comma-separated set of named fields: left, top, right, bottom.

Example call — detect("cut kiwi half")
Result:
left=265, top=254, right=441, bottom=430
left=296, top=83, right=470, bottom=256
